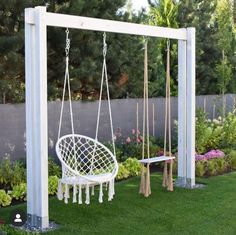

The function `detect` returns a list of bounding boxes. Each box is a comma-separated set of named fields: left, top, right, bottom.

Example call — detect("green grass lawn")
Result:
left=1, top=172, right=236, bottom=235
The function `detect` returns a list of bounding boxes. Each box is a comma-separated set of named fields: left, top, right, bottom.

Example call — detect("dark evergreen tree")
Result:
left=177, top=0, right=221, bottom=95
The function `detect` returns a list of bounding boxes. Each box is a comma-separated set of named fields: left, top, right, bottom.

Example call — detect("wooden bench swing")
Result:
left=139, top=38, right=175, bottom=197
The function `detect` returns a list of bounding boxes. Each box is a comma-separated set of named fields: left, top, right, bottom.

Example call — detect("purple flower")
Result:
left=195, top=154, right=206, bottom=161
left=204, top=149, right=225, bottom=160
left=195, top=149, right=225, bottom=161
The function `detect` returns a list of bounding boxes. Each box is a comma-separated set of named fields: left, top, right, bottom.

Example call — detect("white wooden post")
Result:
left=25, top=8, right=36, bottom=226
left=186, top=28, right=196, bottom=188
left=177, top=39, right=187, bottom=186
left=25, top=7, right=49, bottom=229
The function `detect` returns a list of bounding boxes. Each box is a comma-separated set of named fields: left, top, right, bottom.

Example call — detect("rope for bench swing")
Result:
left=139, top=38, right=151, bottom=197
left=162, top=39, right=173, bottom=191
left=139, top=39, right=174, bottom=197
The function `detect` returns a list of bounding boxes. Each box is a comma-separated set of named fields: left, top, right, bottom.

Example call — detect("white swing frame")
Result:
left=25, top=6, right=195, bottom=229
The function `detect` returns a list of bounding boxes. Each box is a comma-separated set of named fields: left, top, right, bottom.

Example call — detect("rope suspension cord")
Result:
left=162, top=39, right=173, bottom=191
left=94, top=32, right=115, bottom=151
left=58, top=28, right=75, bottom=140
left=164, top=39, right=171, bottom=157
left=142, top=37, right=150, bottom=160
left=139, top=37, right=151, bottom=197
left=90, top=32, right=116, bottom=174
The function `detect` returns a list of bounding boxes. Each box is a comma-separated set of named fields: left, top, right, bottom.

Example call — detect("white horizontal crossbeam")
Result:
left=25, top=11, right=187, bottom=40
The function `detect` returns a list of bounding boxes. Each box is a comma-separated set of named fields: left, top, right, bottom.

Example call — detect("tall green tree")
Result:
left=148, top=0, right=179, bottom=96
left=215, top=0, right=235, bottom=116
left=0, top=0, right=69, bottom=103
left=0, top=0, right=149, bottom=102
left=215, top=0, right=235, bottom=93
left=177, top=0, right=219, bottom=95
left=0, top=1, right=41, bottom=103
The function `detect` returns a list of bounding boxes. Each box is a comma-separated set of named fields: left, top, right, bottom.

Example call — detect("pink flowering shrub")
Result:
left=195, top=149, right=228, bottom=177
left=195, top=149, right=225, bottom=162
left=204, top=150, right=225, bottom=159
left=111, top=128, right=159, bottom=161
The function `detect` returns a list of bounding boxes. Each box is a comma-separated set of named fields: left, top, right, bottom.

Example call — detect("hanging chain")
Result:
left=65, top=28, right=70, bottom=57
left=103, top=32, right=107, bottom=57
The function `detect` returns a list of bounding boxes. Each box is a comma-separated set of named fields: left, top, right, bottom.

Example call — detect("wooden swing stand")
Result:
left=25, top=6, right=195, bottom=230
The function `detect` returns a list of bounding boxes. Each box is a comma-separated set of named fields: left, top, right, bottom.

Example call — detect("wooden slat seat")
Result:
left=139, top=156, right=175, bottom=164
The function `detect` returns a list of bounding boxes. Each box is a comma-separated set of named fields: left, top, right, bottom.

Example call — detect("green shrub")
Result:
left=0, top=156, right=12, bottom=187
left=196, top=161, right=205, bottom=177
left=172, top=159, right=177, bottom=174
left=10, top=161, right=26, bottom=187
left=123, top=158, right=141, bottom=177
left=48, top=157, right=61, bottom=178
left=195, top=110, right=223, bottom=153
left=215, top=158, right=226, bottom=173
left=116, top=163, right=130, bottom=180
left=0, top=157, right=26, bottom=189
left=228, top=150, right=236, bottom=170
left=10, top=183, right=27, bottom=201
left=115, top=147, right=124, bottom=162
left=221, top=113, right=236, bottom=148
left=0, top=190, right=12, bottom=207
left=48, top=175, right=59, bottom=195
left=207, top=160, right=217, bottom=176
left=195, top=111, right=236, bottom=152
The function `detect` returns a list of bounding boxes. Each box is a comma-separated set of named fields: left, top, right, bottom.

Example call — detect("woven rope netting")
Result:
left=57, top=134, right=116, bottom=178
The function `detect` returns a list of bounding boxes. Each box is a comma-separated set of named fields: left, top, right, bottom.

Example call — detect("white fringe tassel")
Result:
left=73, top=184, right=77, bottom=203
left=91, top=185, right=95, bottom=196
left=99, top=183, right=103, bottom=203
left=112, top=179, right=115, bottom=196
left=57, top=180, right=63, bottom=200
left=64, top=183, right=69, bottom=204
left=78, top=184, right=82, bottom=204
left=108, top=180, right=113, bottom=201
left=85, top=184, right=90, bottom=205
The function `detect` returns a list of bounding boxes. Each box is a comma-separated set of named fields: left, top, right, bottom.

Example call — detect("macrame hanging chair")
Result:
left=56, top=30, right=118, bottom=205
left=139, top=38, right=175, bottom=197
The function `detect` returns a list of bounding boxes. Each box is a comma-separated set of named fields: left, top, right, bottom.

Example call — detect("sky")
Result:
left=131, top=0, right=149, bottom=11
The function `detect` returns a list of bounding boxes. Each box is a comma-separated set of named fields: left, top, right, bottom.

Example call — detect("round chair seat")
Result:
left=56, top=134, right=118, bottom=183
left=60, top=173, right=113, bottom=185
